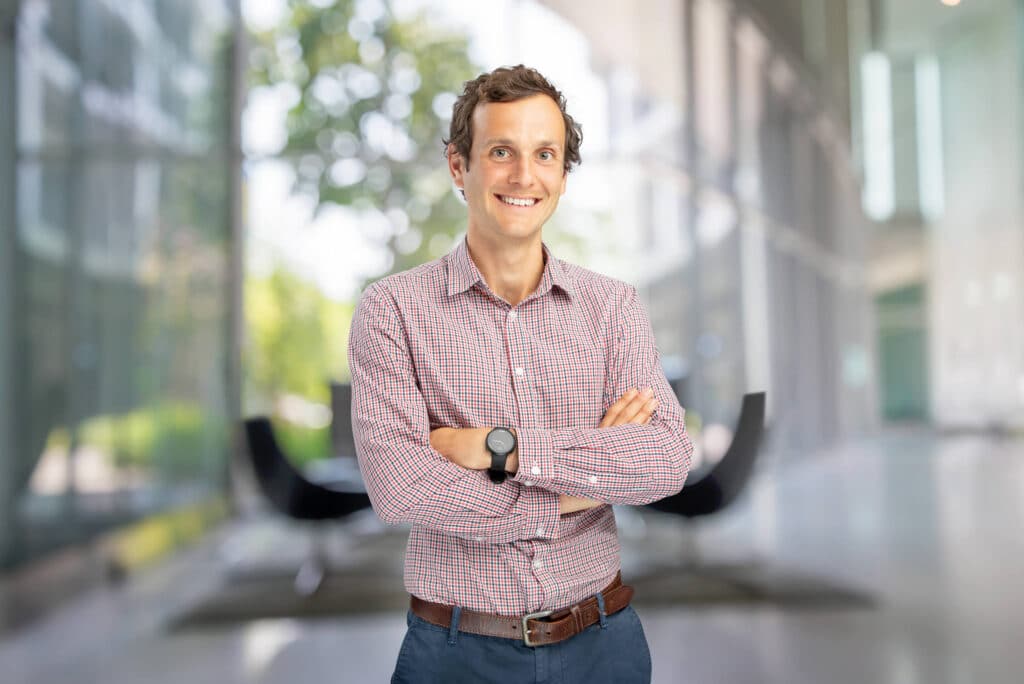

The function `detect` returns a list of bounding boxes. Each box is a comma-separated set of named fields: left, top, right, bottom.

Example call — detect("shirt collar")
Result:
left=445, top=237, right=575, bottom=301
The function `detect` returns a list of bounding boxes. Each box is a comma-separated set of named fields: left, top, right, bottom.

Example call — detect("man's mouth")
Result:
left=496, top=194, right=540, bottom=207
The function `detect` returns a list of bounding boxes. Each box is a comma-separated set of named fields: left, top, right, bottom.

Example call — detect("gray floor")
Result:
left=1, top=428, right=1022, bottom=683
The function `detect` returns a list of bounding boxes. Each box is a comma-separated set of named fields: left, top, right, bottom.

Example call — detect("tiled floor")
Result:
left=2, top=428, right=1022, bottom=683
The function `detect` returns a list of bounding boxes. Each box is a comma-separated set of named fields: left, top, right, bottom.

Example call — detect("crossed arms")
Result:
left=348, top=283, right=693, bottom=545
left=428, top=388, right=662, bottom=514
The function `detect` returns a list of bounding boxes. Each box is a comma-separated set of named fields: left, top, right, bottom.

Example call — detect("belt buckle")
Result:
left=521, top=609, right=554, bottom=647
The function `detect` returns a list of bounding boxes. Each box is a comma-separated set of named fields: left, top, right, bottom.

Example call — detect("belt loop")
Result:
left=570, top=604, right=585, bottom=633
left=595, top=592, right=608, bottom=629
left=447, top=606, right=462, bottom=646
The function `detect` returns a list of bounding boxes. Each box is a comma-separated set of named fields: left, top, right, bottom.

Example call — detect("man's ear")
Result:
left=447, top=144, right=465, bottom=190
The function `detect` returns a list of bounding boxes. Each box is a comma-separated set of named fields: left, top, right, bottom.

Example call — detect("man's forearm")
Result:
left=430, top=389, right=666, bottom=514
left=430, top=426, right=525, bottom=474
left=429, top=428, right=603, bottom=515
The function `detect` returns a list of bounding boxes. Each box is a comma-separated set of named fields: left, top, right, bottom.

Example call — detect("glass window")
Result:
left=7, top=0, right=235, bottom=569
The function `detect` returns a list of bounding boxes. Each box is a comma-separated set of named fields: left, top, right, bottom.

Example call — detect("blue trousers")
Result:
left=391, top=603, right=652, bottom=683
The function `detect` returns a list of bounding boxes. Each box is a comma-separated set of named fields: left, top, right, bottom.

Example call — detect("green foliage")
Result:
left=245, top=267, right=354, bottom=404
left=243, top=1, right=482, bottom=464
left=77, top=403, right=226, bottom=482
left=248, top=0, right=482, bottom=280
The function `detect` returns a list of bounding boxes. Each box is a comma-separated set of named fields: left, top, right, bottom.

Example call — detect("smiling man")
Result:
left=348, top=65, right=693, bottom=684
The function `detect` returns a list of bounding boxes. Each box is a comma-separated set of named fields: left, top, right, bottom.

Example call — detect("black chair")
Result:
left=645, top=392, right=767, bottom=561
left=329, top=382, right=358, bottom=459
left=243, top=417, right=372, bottom=595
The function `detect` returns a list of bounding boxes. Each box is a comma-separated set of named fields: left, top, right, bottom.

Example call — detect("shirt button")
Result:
left=474, top=536, right=484, bottom=542
left=536, top=527, right=545, bottom=537
left=509, top=310, right=518, bottom=320
left=531, top=466, right=541, bottom=475
left=533, top=559, right=543, bottom=570
left=524, top=480, right=535, bottom=487
left=514, top=367, right=525, bottom=376
left=588, top=475, right=598, bottom=484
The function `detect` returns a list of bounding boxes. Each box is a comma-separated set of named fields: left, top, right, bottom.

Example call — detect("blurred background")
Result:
left=1, top=0, right=1022, bottom=682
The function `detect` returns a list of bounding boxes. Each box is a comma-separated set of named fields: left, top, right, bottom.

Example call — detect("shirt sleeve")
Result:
left=512, top=286, right=693, bottom=505
left=348, top=284, right=560, bottom=544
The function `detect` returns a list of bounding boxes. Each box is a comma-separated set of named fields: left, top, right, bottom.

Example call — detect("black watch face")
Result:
left=487, top=428, right=516, bottom=454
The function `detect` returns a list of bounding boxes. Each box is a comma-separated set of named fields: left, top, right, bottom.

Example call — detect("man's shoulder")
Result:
left=359, top=256, right=447, bottom=305
left=555, top=258, right=637, bottom=307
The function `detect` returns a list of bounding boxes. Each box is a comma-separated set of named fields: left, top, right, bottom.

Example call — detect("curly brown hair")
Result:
left=443, top=65, right=583, bottom=175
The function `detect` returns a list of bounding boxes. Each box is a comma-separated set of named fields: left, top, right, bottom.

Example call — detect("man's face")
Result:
left=448, top=94, right=568, bottom=244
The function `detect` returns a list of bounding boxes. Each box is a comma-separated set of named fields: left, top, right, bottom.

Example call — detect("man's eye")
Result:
left=539, top=151, right=554, bottom=161
left=493, top=148, right=509, bottom=158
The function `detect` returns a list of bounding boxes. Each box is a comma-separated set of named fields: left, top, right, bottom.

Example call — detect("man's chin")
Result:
left=497, top=224, right=545, bottom=240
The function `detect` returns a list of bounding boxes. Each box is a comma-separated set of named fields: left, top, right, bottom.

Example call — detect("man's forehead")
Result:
left=471, top=95, right=565, bottom=141
left=480, top=136, right=563, bottom=149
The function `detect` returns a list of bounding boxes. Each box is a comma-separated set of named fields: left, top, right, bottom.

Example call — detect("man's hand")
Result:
left=560, top=387, right=659, bottom=514
left=598, top=387, right=659, bottom=428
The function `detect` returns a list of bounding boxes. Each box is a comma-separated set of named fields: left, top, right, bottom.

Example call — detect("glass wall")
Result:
left=1, top=0, right=239, bottom=569
left=616, top=0, right=877, bottom=467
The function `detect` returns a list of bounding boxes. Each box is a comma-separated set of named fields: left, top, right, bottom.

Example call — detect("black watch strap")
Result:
left=487, top=462, right=508, bottom=483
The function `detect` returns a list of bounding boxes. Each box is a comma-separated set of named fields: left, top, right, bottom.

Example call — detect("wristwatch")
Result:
left=485, top=427, right=517, bottom=484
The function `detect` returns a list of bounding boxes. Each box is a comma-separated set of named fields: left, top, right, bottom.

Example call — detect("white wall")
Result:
left=928, top=8, right=1024, bottom=429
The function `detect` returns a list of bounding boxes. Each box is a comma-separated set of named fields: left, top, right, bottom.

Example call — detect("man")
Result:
left=348, top=65, right=693, bottom=684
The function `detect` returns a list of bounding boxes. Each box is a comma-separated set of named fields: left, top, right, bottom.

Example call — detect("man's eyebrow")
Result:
left=482, top=137, right=563, bottom=149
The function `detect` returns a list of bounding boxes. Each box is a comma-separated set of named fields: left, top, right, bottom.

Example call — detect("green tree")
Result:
left=245, top=267, right=353, bottom=404
left=244, top=266, right=356, bottom=465
left=248, top=0, right=481, bottom=279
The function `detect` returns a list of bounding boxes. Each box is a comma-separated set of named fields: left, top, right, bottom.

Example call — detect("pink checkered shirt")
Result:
left=348, top=239, right=693, bottom=616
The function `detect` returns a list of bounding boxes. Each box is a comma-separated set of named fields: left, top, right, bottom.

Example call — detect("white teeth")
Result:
left=500, top=195, right=536, bottom=207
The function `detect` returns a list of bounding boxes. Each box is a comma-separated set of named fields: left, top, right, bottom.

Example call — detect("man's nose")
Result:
left=509, top=157, right=535, bottom=185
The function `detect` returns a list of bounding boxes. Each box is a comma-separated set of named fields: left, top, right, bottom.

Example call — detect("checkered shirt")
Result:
left=348, top=238, right=693, bottom=616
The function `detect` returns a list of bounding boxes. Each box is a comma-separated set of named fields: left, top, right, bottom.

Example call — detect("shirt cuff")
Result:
left=512, top=427, right=557, bottom=489
left=513, top=483, right=561, bottom=541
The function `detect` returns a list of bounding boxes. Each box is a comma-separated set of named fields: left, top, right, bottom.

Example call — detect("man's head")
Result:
left=444, top=65, right=583, bottom=176
left=444, top=66, right=582, bottom=245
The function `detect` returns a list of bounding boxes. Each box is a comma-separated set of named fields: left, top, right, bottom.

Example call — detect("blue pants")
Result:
left=391, top=604, right=653, bottom=683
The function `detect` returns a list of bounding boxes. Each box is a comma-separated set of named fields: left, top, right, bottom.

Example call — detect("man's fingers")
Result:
left=598, top=388, right=638, bottom=428
left=627, top=398, right=658, bottom=425
left=603, top=391, right=646, bottom=427
left=600, top=388, right=658, bottom=427
left=618, top=393, right=658, bottom=425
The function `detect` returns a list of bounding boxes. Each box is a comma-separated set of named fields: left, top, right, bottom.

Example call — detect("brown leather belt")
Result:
left=409, top=572, right=634, bottom=647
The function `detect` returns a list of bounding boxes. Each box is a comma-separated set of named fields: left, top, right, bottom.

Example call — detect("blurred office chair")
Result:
left=243, top=417, right=372, bottom=595
left=646, top=391, right=767, bottom=562
left=329, top=382, right=358, bottom=459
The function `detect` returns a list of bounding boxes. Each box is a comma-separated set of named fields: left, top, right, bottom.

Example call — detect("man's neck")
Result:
left=465, top=231, right=545, bottom=307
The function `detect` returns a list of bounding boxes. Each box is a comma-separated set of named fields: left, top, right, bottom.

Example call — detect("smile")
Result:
left=497, top=194, right=540, bottom=207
